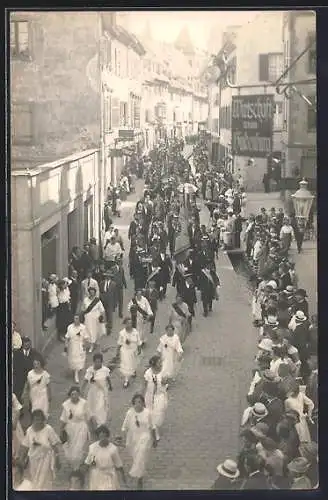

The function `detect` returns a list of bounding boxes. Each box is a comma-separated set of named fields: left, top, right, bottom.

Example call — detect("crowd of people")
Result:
left=12, top=135, right=318, bottom=491
left=12, top=137, right=222, bottom=491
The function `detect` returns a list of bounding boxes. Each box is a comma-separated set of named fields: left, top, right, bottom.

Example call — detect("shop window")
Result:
left=259, top=53, right=283, bottom=82
left=307, top=96, right=316, bottom=132
left=10, top=20, right=30, bottom=59
left=12, top=102, right=34, bottom=145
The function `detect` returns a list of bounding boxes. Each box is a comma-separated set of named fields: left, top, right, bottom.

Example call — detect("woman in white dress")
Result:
left=121, top=393, right=157, bottom=490
left=285, top=382, right=314, bottom=443
left=83, top=425, right=126, bottom=490
left=82, top=287, right=106, bottom=353
left=157, top=324, right=183, bottom=380
left=116, top=317, right=142, bottom=388
left=25, top=358, right=51, bottom=419
left=12, top=393, right=25, bottom=462
left=59, top=386, right=90, bottom=470
left=280, top=217, right=295, bottom=254
left=128, top=290, right=153, bottom=346
left=65, top=314, right=90, bottom=384
left=81, top=353, right=112, bottom=433
left=17, top=409, right=61, bottom=491
left=144, top=355, right=168, bottom=441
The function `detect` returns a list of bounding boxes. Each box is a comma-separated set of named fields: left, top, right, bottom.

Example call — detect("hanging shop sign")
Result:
left=231, top=94, right=274, bottom=158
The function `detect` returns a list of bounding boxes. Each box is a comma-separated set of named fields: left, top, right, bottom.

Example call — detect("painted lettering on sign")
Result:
left=231, top=95, right=274, bottom=158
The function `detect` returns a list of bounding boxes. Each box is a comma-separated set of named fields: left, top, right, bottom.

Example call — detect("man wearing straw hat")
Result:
left=287, top=457, right=311, bottom=489
left=211, top=459, right=241, bottom=490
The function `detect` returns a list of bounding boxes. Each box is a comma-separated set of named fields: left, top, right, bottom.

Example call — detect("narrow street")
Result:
left=44, top=178, right=258, bottom=490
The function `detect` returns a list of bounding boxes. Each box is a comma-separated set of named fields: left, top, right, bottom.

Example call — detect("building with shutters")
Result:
left=280, top=11, right=316, bottom=202
left=10, top=12, right=103, bottom=349
left=221, top=12, right=285, bottom=191
left=100, top=13, right=146, bottom=187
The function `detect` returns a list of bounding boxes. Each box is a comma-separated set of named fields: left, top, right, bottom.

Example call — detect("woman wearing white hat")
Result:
left=211, top=459, right=241, bottom=490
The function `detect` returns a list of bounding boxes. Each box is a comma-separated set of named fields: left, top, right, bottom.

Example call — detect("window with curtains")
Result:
left=10, top=20, right=30, bottom=59
left=104, top=96, right=112, bottom=132
left=12, top=102, right=34, bottom=144
left=259, top=53, right=283, bottom=82
left=307, top=33, right=316, bottom=74
left=307, top=96, right=316, bottom=131
left=133, top=99, right=141, bottom=129
left=120, top=102, right=128, bottom=126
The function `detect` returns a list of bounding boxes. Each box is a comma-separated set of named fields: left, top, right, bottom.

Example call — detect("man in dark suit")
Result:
left=180, top=274, right=197, bottom=330
left=128, top=215, right=139, bottom=241
left=198, top=265, right=220, bottom=317
left=144, top=280, right=159, bottom=334
left=103, top=203, right=112, bottom=232
left=99, top=270, right=117, bottom=335
left=187, top=215, right=202, bottom=249
left=13, top=337, right=44, bottom=403
left=155, top=249, right=172, bottom=299
left=111, top=260, right=127, bottom=319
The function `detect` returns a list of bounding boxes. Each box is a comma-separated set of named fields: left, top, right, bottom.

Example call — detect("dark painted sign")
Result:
left=231, top=94, right=274, bottom=158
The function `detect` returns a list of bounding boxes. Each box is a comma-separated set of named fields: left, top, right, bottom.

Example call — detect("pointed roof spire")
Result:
left=174, top=25, right=195, bottom=55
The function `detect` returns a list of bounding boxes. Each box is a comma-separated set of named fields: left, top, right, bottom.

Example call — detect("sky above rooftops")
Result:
left=117, top=10, right=262, bottom=50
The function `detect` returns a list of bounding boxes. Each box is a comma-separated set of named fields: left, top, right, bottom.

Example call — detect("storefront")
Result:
left=12, top=149, right=100, bottom=350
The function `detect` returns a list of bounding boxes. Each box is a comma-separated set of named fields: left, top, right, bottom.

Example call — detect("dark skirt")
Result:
left=56, top=302, right=72, bottom=336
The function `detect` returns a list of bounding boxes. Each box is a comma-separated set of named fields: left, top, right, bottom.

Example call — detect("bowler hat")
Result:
left=250, top=422, right=270, bottom=439
left=251, top=402, right=268, bottom=419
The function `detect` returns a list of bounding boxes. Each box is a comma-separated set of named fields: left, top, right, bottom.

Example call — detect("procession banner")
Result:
left=231, top=94, right=274, bottom=158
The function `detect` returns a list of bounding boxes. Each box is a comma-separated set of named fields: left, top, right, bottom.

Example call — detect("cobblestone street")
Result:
left=41, top=179, right=258, bottom=490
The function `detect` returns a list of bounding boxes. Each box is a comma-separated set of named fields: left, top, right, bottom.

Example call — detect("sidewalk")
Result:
left=245, top=192, right=317, bottom=315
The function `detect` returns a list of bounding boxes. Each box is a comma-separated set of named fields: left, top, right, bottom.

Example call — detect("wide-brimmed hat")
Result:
left=258, top=338, right=273, bottom=352
left=262, top=369, right=278, bottom=382
left=63, top=277, right=72, bottom=286
left=285, top=286, right=295, bottom=294
left=217, top=459, right=240, bottom=479
left=250, top=422, right=270, bottom=439
left=49, top=274, right=58, bottom=281
left=287, top=457, right=310, bottom=474
left=251, top=402, right=268, bottom=419
left=295, top=311, right=307, bottom=322
left=299, top=442, right=318, bottom=463
left=295, top=288, right=307, bottom=298
left=266, top=316, right=279, bottom=326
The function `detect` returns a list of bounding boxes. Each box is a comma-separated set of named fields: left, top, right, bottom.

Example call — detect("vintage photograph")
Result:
left=10, top=9, right=317, bottom=491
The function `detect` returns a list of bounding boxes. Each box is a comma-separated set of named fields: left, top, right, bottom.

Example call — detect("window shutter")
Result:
left=259, top=54, right=269, bottom=81
left=111, top=97, right=120, bottom=128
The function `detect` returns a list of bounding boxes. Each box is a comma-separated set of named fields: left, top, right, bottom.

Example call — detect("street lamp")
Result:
left=291, top=178, right=314, bottom=252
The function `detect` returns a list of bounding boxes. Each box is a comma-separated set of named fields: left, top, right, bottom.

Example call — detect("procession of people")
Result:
left=12, top=135, right=317, bottom=491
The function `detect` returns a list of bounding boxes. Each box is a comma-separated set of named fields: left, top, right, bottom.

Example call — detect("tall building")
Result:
left=209, top=12, right=285, bottom=191
left=280, top=11, right=316, bottom=200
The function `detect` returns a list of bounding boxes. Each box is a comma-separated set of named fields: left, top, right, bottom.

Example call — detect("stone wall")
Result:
left=11, top=11, right=101, bottom=169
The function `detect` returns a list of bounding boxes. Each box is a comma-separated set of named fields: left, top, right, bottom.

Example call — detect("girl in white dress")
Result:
left=17, top=409, right=61, bottom=491
left=116, top=317, right=142, bottom=388
left=285, top=382, right=314, bottom=443
left=25, top=358, right=51, bottom=419
left=59, top=386, right=90, bottom=470
left=157, top=324, right=183, bottom=380
left=82, top=353, right=112, bottom=432
left=82, top=287, right=106, bottom=353
left=65, top=315, right=90, bottom=384
left=128, top=290, right=153, bottom=345
left=144, top=355, right=168, bottom=441
left=12, top=393, right=25, bottom=461
left=83, top=425, right=126, bottom=490
left=121, top=393, right=157, bottom=490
